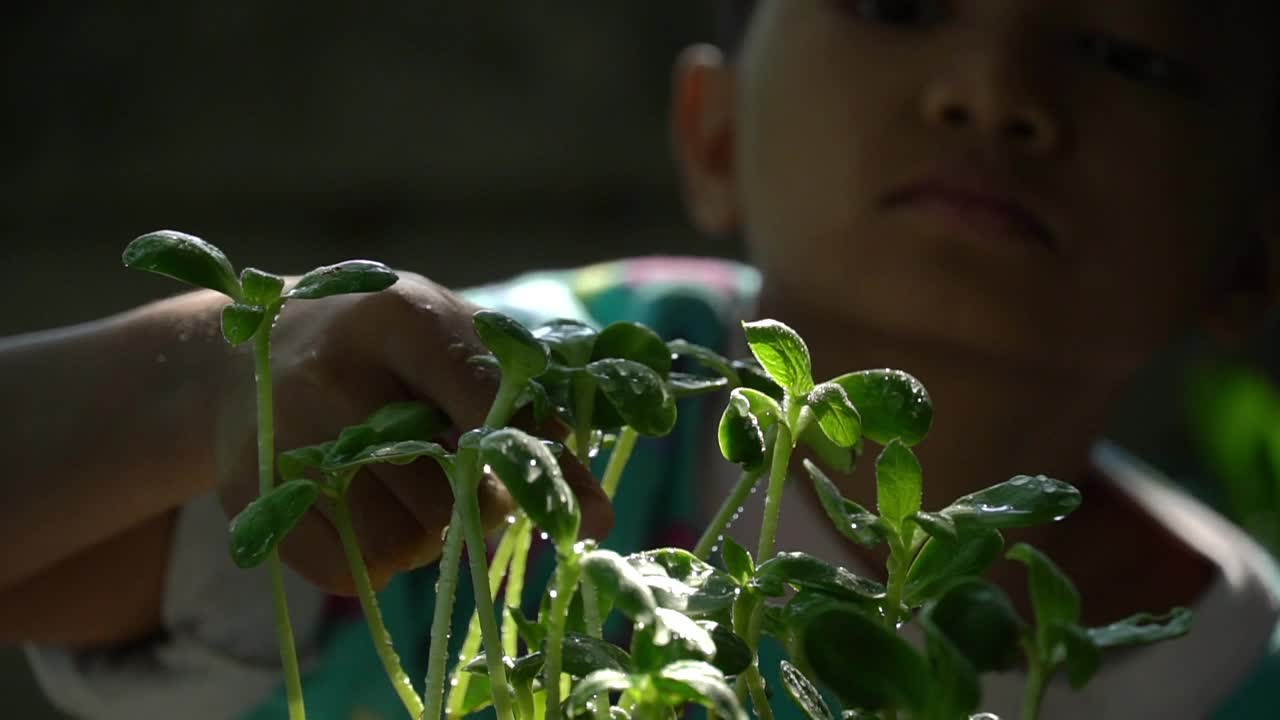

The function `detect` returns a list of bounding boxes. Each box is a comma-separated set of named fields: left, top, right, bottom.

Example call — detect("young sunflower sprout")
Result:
left=125, top=232, right=1192, bottom=720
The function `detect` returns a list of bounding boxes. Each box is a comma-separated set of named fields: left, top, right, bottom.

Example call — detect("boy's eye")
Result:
left=836, top=0, right=945, bottom=26
left=1075, top=34, right=1195, bottom=94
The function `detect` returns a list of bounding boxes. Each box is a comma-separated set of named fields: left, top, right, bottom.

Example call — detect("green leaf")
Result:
left=742, top=320, right=814, bottom=395
left=473, top=310, right=550, bottom=381
left=668, top=372, right=730, bottom=399
left=220, top=303, right=265, bottom=346
left=1007, top=543, right=1081, bottom=651
left=1087, top=608, right=1193, bottom=649
left=921, top=578, right=1022, bottom=673
left=592, top=322, right=672, bottom=376
left=876, top=440, right=923, bottom=531
left=942, top=476, right=1081, bottom=530
left=240, top=267, right=285, bottom=306
left=792, top=600, right=931, bottom=713
left=627, top=549, right=739, bottom=618
left=533, top=319, right=598, bottom=367
left=228, top=479, right=320, bottom=568
left=806, top=460, right=885, bottom=547
left=754, top=552, right=885, bottom=606
left=705, top=621, right=752, bottom=676
left=284, top=260, right=398, bottom=300
left=278, top=443, right=330, bottom=481
left=828, top=370, right=933, bottom=446
left=454, top=673, right=494, bottom=715
left=363, top=401, right=450, bottom=442
left=568, top=669, right=634, bottom=716
left=326, top=440, right=452, bottom=472
left=515, top=379, right=554, bottom=426
left=325, top=426, right=381, bottom=467
left=122, top=230, right=242, bottom=299
left=917, top=616, right=980, bottom=720
left=480, top=428, right=580, bottom=547
left=668, top=339, right=741, bottom=385
left=733, top=359, right=784, bottom=401
left=466, top=633, right=631, bottom=680
left=581, top=549, right=658, bottom=625
left=585, top=359, right=677, bottom=437
left=780, top=660, right=835, bottom=720
left=632, top=608, right=718, bottom=672
left=908, top=511, right=957, bottom=544
left=807, top=382, right=862, bottom=449
left=799, top=421, right=859, bottom=475
left=508, top=605, right=547, bottom=651
left=1059, top=623, right=1101, bottom=689
left=653, top=661, right=748, bottom=720
left=718, top=391, right=767, bottom=471
left=720, top=536, right=754, bottom=584
left=904, top=530, right=1004, bottom=607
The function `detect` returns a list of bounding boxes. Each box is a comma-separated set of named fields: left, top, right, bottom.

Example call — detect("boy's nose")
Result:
left=920, top=56, right=1063, bottom=158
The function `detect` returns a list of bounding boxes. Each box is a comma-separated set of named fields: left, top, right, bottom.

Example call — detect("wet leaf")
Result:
left=828, top=370, right=933, bottom=447
left=633, top=608, right=718, bottom=672
left=581, top=549, right=658, bottom=625
left=284, top=260, right=398, bottom=300
left=1087, top=608, right=1193, bottom=649
left=742, top=320, right=814, bottom=395
left=704, top=621, right=752, bottom=676
left=508, top=605, right=547, bottom=650
left=534, top=319, right=598, bottom=367
left=592, top=322, right=672, bottom=376
left=755, top=552, right=885, bottom=606
left=229, top=479, right=320, bottom=568
left=718, top=391, right=767, bottom=471
left=876, top=440, right=923, bottom=531
left=586, top=359, right=677, bottom=437
left=122, top=230, right=241, bottom=299
left=240, top=267, right=285, bottom=306
left=277, top=443, right=330, bottom=481
left=733, top=359, right=784, bottom=401
left=808, top=382, right=863, bottom=449
left=652, top=661, right=747, bottom=720
left=480, top=428, right=579, bottom=547
left=516, top=379, right=554, bottom=426
left=363, top=401, right=450, bottom=443
left=904, top=530, right=1004, bottom=607
left=668, top=339, right=740, bottom=385
left=466, top=633, right=630, bottom=680
left=221, top=303, right=265, bottom=346
left=1059, top=623, right=1101, bottom=689
left=917, top=615, right=980, bottom=720
left=780, top=660, right=835, bottom=720
left=568, top=670, right=633, bottom=716
left=627, top=549, right=739, bottom=618
left=473, top=310, right=550, bottom=381
left=921, top=578, right=1022, bottom=673
left=909, top=511, right=957, bottom=544
left=800, top=421, right=859, bottom=475
left=806, top=460, right=885, bottom=547
left=668, top=372, right=730, bottom=399
left=942, top=476, right=1081, bottom=531
left=793, top=600, right=931, bottom=713
left=327, top=440, right=452, bottom=472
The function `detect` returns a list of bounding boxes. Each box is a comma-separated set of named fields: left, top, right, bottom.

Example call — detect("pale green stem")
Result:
left=457, top=449, right=517, bottom=720
left=543, top=558, right=583, bottom=720
left=882, top=535, right=909, bottom=630
left=744, top=669, right=775, bottom=720
left=1022, top=639, right=1049, bottom=720
left=425, top=506, right=465, bottom=720
left=756, top=423, right=795, bottom=563
left=516, top=681, right=537, bottom=720
left=572, top=375, right=596, bottom=462
left=600, top=426, right=638, bottom=499
left=332, top=493, right=424, bottom=719
left=578, top=575, right=609, bottom=720
left=694, top=464, right=766, bottom=560
left=502, top=518, right=534, bottom=659
left=254, top=315, right=307, bottom=720
left=446, top=517, right=521, bottom=719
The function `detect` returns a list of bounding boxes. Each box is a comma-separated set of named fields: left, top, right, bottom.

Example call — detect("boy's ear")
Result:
left=670, top=44, right=742, bottom=237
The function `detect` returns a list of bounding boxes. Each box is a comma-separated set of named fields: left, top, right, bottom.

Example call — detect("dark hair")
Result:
left=718, top=0, right=757, bottom=56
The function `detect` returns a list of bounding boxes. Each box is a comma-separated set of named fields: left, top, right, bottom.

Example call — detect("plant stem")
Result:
left=446, top=517, right=522, bottom=719
left=254, top=315, right=307, bottom=720
left=572, top=375, right=596, bottom=462
left=744, top=668, right=775, bottom=720
left=693, top=464, right=766, bottom=560
left=543, top=557, right=583, bottom=720
left=516, top=681, right=537, bottom=720
left=1022, top=642, right=1049, bottom=720
left=502, top=518, right=534, bottom=659
left=600, top=426, right=638, bottom=499
left=882, top=535, right=909, bottom=630
left=578, top=575, right=609, bottom=720
left=333, top=494, right=425, bottom=719
left=756, top=423, right=794, bottom=563
left=425, top=506, right=465, bottom=720
left=457, top=448, right=518, bottom=720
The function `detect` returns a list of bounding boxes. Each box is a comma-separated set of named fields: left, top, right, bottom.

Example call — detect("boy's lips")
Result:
left=881, top=176, right=1058, bottom=253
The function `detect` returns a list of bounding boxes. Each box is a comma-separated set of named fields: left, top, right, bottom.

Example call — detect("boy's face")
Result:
left=674, top=0, right=1279, bottom=380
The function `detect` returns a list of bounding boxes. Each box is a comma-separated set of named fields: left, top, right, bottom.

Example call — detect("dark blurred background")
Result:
left=3, top=4, right=1278, bottom=718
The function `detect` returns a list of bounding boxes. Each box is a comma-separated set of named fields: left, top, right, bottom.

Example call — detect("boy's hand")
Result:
left=214, top=272, right=613, bottom=595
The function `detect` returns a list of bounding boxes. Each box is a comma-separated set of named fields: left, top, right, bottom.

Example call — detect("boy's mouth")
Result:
left=881, top=176, right=1057, bottom=253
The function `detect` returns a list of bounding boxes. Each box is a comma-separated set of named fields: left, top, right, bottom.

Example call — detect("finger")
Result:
left=342, top=469, right=430, bottom=590
left=373, top=461, right=462, bottom=569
